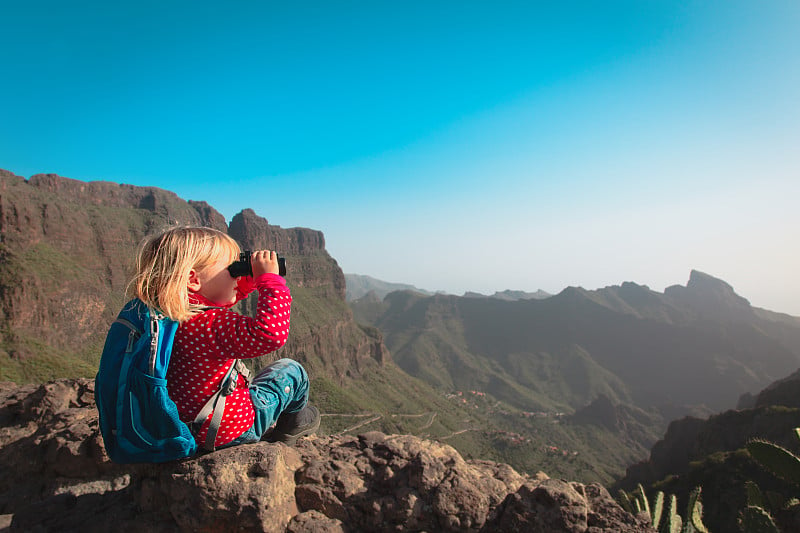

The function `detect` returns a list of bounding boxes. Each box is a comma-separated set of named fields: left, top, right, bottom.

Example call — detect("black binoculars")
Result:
left=228, top=251, right=287, bottom=278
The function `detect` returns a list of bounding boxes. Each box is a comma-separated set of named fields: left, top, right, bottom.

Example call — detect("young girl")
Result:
left=130, top=225, right=319, bottom=449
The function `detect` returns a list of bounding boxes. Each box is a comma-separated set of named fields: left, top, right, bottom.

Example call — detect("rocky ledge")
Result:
left=0, top=379, right=654, bottom=532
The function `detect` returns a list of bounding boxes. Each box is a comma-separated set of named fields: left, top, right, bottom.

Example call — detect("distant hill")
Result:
left=346, top=273, right=551, bottom=302
left=344, top=273, right=434, bottom=301
left=463, top=289, right=552, bottom=300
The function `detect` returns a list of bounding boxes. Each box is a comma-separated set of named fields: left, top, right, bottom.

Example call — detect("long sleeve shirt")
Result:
left=166, top=273, right=292, bottom=447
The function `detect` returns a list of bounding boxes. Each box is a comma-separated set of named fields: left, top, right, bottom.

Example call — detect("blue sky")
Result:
left=2, top=1, right=799, bottom=314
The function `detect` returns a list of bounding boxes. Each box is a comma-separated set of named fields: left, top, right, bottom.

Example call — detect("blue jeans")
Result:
left=223, top=358, right=309, bottom=447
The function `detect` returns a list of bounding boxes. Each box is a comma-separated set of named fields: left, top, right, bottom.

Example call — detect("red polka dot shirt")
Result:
left=166, top=273, right=292, bottom=447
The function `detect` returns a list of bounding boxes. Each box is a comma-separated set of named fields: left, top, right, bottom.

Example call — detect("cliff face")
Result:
left=0, top=169, right=386, bottom=383
left=225, top=208, right=385, bottom=380
left=752, top=367, right=800, bottom=409
left=0, top=170, right=220, bottom=358
left=0, top=379, right=655, bottom=532
left=228, top=208, right=333, bottom=289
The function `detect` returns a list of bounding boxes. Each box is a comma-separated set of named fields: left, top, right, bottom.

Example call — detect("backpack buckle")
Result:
left=222, top=367, right=239, bottom=396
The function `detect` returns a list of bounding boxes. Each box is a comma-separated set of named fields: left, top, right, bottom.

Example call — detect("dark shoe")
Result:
left=266, top=405, right=321, bottom=446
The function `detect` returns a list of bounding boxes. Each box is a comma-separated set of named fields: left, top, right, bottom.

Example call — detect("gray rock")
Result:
left=481, top=479, right=655, bottom=532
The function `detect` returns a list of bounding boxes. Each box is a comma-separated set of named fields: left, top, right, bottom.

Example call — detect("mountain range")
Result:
left=344, top=273, right=550, bottom=302
left=344, top=273, right=434, bottom=301
left=350, top=272, right=800, bottom=414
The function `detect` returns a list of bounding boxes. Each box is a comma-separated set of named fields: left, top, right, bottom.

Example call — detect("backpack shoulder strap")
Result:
left=234, top=359, right=251, bottom=384
left=192, top=360, right=241, bottom=452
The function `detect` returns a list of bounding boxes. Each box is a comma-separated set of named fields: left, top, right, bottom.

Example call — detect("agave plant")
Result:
left=618, top=483, right=708, bottom=533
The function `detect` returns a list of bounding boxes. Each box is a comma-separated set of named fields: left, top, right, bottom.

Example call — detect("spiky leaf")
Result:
left=617, top=490, right=634, bottom=514
left=738, top=505, right=780, bottom=533
left=687, top=486, right=709, bottom=533
left=635, top=484, right=651, bottom=517
left=652, top=490, right=664, bottom=528
left=745, top=480, right=766, bottom=509
left=747, top=438, right=800, bottom=485
left=660, top=494, right=682, bottom=533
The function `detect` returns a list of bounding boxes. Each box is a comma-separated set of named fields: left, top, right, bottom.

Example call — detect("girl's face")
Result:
left=190, top=255, right=239, bottom=306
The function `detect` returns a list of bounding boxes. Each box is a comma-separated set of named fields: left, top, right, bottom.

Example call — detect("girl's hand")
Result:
left=250, top=250, right=280, bottom=277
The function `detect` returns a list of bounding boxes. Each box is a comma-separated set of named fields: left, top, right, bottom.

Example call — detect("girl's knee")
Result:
left=273, top=358, right=308, bottom=384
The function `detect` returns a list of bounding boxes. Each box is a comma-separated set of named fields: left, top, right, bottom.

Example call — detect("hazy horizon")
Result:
left=2, top=2, right=798, bottom=315
left=343, top=270, right=800, bottom=316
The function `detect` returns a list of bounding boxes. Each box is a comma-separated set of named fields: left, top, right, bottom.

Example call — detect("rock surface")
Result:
left=0, top=379, right=654, bottom=532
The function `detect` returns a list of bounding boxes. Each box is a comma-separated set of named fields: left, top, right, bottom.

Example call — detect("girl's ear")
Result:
left=187, top=269, right=202, bottom=292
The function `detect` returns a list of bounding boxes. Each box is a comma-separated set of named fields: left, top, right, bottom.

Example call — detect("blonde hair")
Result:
left=129, top=226, right=241, bottom=322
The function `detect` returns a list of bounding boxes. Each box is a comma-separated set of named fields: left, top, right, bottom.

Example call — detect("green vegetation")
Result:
left=621, top=442, right=800, bottom=532
left=289, top=284, right=353, bottom=340
left=0, top=332, right=101, bottom=383
left=618, top=484, right=708, bottom=533
left=738, top=506, right=780, bottom=533
left=358, top=291, right=633, bottom=413
left=747, top=429, right=800, bottom=484
left=739, top=427, right=800, bottom=531
left=20, top=242, right=87, bottom=283
left=350, top=277, right=800, bottom=523
left=309, top=362, right=484, bottom=440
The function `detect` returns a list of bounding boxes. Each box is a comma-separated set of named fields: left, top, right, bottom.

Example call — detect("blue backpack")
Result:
left=95, top=299, right=245, bottom=463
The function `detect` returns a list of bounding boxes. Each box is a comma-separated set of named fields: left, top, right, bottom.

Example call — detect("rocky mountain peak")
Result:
left=229, top=208, right=326, bottom=256
left=686, top=269, right=740, bottom=296
left=664, top=269, right=752, bottom=321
